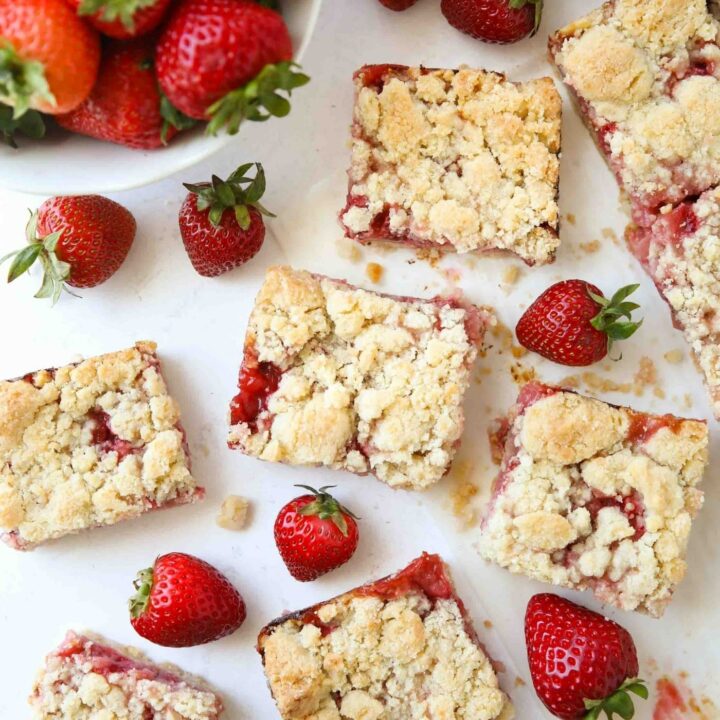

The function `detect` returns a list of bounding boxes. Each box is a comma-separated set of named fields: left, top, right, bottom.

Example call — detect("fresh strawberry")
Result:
left=1, top=195, right=136, bottom=303
left=525, top=594, right=648, bottom=720
left=274, top=485, right=359, bottom=582
left=179, top=162, right=272, bottom=277
left=66, top=0, right=172, bottom=39
left=441, top=0, right=542, bottom=44
left=56, top=40, right=194, bottom=149
left=129, top=552, right=246, bottom=648
left=515, top=280, right=642, bottom=366
left=156, top=0, right=309, bottom=134
left=379, top=0, right=418, bottom=10
left=0, top=0, right=100, bottom=115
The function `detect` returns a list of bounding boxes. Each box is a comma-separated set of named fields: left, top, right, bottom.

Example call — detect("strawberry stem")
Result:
left=508, top=0, right=543, bottom=34
left=587, top=283, right=643, bottom=357
left=78, top=0, right=157, bottom=31
left=0, top=103, right=45, bottom=147
left=295, top=484, right=358, bottom=537
left=128, top=567, right=154, bottom=618
left=583, top=679, right=648, bottom=720
left=0, top=43, right=55, bottom=118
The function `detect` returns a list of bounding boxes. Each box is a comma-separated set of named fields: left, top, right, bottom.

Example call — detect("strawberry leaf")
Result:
left=583, top=679, right=648, bottom=720
left=294, top=484, right=358, bottom=538
left=0, top=43, right=55, bottom=118
left=0, top=103, right=45, bottom=148
left=78, top=0, right=157, bottom=31
left=160, top=93, right=197, bottom=144
left=128, top=567, right=154, bottom=618
left=7, top=244, right=41, bottom=282
left=588, top=283, right=643, bottom=355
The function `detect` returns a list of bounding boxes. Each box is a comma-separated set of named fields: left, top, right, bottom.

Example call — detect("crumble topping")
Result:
left=477, top=385, right=708, bottom=617
left=0, top=341, right=199, bottom=549
left=216, top=495, right=250, bottom=531
left=550, top=0, right=720, bottom=207
left=341, top=66, right=561, bottom=265
left=228, top=266, right=490, bottom=490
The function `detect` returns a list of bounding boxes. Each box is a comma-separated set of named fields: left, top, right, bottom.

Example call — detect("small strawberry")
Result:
left=56, top=40, right=194, bottom=150
left=0, top=0, right=100, bottom=115
left=274, top=485, right=359, bottom=582
left=129, top=552, right=246, bottom=648
left=156, top=0, right=309, bottom=134
left=379, top=0, right=419, bottom=10
left=441, top=0, right=542, bottom=44
left=525, top=594, right=648, bottom=720
left=67, top=0, right=172, bottom=39
left=515, top=280, right=642, bottom=366
left=1, top=196, right=136, bottom=303
left=179, top=162, right=272, bottom=277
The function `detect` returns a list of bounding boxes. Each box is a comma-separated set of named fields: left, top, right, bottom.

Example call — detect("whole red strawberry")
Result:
left=525, top=594, right=648, bottom=720
left=441, top=0, right=542, bottom=44
left=156, top=0, right=309, bottom=134
left=179, top=162, right=272, bottom=277
left=274, top=485, right=359, bottom=582
left=56, top=40, right=194, bottom=150
left=379, top=0, right=418, bottom=10
left=1, top=195, right=136, bottom=302
left=129, top=552, right=246, bottom=647
left=66, top=0, right=172, bottom=39
left=515, top=280, right=642, bottom=366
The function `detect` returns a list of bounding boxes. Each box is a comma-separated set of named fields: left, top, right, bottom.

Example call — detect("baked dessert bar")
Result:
left=627, top=188, right=720, bottom=418
left=478, top=382, right=708, bottom=617
left=29, top=631, right=223, bottom=718
left=257, top=553, right=514, bottom=720
left=227, top=266, right=492, bottom=490
left=0, top=341, right=201, bottom=550
left=340, top=64, right=562, bottom=265
left=549, top=0, right=720, bottom=210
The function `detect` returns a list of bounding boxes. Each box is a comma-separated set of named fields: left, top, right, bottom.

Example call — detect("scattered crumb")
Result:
left=514, top=677, right=527, bottom=688
left=217, top=495, right=250, bottom=531
left=473, top=366, right=492, bottom=385
left=483, top=620, right=493, bottom=630
left=653, top=676, right=719, bottom=720
left=443, top=267, right=462, bottom=285
left=683, top=393, right=694, bottom=409
left=664, top=349, right=684, bottom=364
left=580, top=239, right=601, bottom=253
left=634, top=356, right=658, bottom=395
left=416, top=247, right=441, bottom=267
left=580, top=372, right=632, bottom=394
left=511, top=345, right=527, bottom=359
left=510, top=362, right=536, bottom=385
left=653, top=387, right=666, bottom=399
left=566, top=212, right=576, bottom=225
left=365, top=262, right=383, bottom=284
left=336, top=239, right=363, bottom=262
left=501, top=265, right=522, bottom=289
left=558, top=374, right=581, bottom=389
left=197, top=442, right=210, bottom=458
left=449, top=460, right=479, bottom=528
left=601, top=227, right=619, bottom=244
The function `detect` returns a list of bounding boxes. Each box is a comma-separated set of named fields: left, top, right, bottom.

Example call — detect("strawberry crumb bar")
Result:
left=258, top=553, right=514, bottom=720
left=0, top=341, right=201, bottom=550
left=340, top=65, right=562, bottom=265
left=478, top=382, right=708, bottom=617
left=549, top=0, right=720, bottom=211
left=227, top=266, right=491, bottom=490
left=29, top=631, right=223, bottom=718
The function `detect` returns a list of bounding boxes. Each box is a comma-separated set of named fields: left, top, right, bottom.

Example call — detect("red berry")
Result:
left=525, top=594, right=647, bottom=720
left=515, top=280, right=642, bottom=366
left=379, top=0, right=418, bottom=10
left=274, top=486, right=359, bottom=582
left=66, top=0, right=172, bottom=39
left=441, top=0, right=542, bottom=44
left=129, top=552, right=246, bottom=648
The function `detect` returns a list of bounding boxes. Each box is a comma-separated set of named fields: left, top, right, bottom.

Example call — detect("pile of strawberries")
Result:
left=0, top=0, right=308, bottom=149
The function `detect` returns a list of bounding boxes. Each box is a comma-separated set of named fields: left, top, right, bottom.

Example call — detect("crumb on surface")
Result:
left=337, top=239, right=363, bottom=263
left=416, top=247, right=441, bottom=267
left=510, top=363, right=536, bottom=385
left=217, top=495, right=250, bottom=531
left=579, top=239, right=601, bottom=253
left=365, top=262, right=384, bottom=284
left=664, top=349, right=684, bottom=364
left=483, top=620, right=493, bottom=629
left=653, top=387, right=666, bottom=399
left=566, top=213, right=576, bottom=225
left=634, top=356, right=658, bottom=395
left=501, top=265, right=522, bottom=287
left=514, top=677, right=526, bottom=688
left=449, top=460, right=479, bottom=528
left=601, top=227, right=619, bottom=243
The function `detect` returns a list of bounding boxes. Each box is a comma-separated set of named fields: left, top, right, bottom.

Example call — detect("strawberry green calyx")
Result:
left=0, top=43, right=55, bottom=118
left=78, top=0, right=156, bottom=31
left=0, top=210, right=72, bottom=305
left=128, top=567, right=154, bottom=618
left=206, top=61, right=310, bottom=136
left=160, top=92, right=197, bottom=144
left=509, top=0, right=543, bottom=33
left=584, top=679, right=649, bottom=720
left=0, top=103, right=45, bottom=147
left=588, top=283, right=643, bottom=353
left=183, top=162, right=275, bottom=229
left=296, top=484, right=359, bottom=537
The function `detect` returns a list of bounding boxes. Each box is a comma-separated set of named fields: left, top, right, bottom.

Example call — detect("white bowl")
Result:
left=0, top=0, right=322, bottom=196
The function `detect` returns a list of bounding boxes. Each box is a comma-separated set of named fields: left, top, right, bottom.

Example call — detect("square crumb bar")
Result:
left=478, top=382, right=708, bottom=617
left=339, top=65, right=562, bottom=265
left=258, top=553, right=514, bottom=720
left=29, top=631, right=223, bottom=719
left=227, top=266, right=491, bottom=490
left=549, top=0, right=720, bottom=210
left=627, top=188, right=720, bottom=418
left=0, top=341, right=201, bottom=550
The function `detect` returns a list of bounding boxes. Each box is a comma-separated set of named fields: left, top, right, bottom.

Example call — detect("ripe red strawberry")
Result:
left=1, top=195, right=136, bottom=302
left=156, top=0, right=309, bottom=134
left=379, top=0, right=418, bottom=10
left=525, top=594, right=648, bottom=720
left=441, top=0, right=542, bottom=44
left=179, top=162, right=272, bottom=277
left=66, top=0, right=172, bottom=39
left=515, top=280, right=642, bottom=366
left=56, top=40, right=194, bottom=150
left=129, top=552, right=246, bottom=647
left=0, top=0, right=100, bottom=115
left=274, top=485, right=359, bottom=582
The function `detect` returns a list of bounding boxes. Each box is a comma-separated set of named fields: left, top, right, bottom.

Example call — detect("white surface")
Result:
left=1, top=1, right=719, bottom=717
left=0, top=0, right=322, bottom=196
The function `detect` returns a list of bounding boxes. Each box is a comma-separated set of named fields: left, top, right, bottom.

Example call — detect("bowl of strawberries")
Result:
left=0, top=0, right=320, bottom=194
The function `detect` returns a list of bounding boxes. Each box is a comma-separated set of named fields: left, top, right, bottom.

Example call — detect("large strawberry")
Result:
left=0, top=0, right=100, bottom=116
left=179, top=162, right=272, bottom=277
left=1, top=195, right=136, bottom=303
left=525, top=594, right=648, bottom=720
left=156, top=0, right=309, bottom=134
left=67, top=0, right=172, bottom=39
left=56, top=40, right=194, bottom=149
left=129, top=552, right=246, bottom=647
left=441, top=0, right=542, bottom=44
left=515, top=280, right=642, bottom=366
left=274, top=485, right=360, bottom=582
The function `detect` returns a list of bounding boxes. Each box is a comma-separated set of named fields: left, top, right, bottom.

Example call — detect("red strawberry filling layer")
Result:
left=585, top=490, right=646, bottom=542
left=88, top=409, right=135, bottom=460
left=229, top=355, right=282, bottom=429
